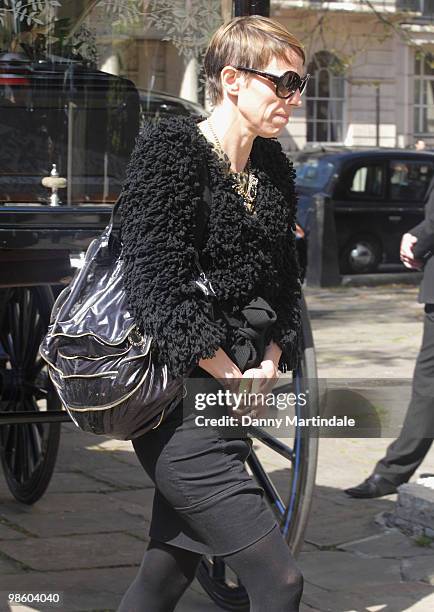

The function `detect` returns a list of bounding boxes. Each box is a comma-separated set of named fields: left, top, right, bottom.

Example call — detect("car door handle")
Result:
left=388, top=215, right=402, bottom=222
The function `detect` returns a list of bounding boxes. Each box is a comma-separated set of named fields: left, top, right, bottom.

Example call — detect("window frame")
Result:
left=339, top=160, right=387, bottom=202
left=305, top=51, right=346, bottom=145
left=414, top=51, right=434, bottom=136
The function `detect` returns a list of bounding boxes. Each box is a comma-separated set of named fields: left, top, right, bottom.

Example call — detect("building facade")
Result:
left=270, top=0, right=434, bottom=150
left=96, top=0, right=433, bottom=151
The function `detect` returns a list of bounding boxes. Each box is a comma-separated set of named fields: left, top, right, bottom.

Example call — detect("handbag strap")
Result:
left=105, top=194, right=123, bottom=256
left=193, top=157, right=212, bottom=274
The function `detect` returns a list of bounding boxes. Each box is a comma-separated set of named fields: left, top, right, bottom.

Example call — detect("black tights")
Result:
left=117, top=524, right=303, bottom=612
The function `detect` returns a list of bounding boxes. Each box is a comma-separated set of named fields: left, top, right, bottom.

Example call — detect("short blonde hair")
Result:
left=204, top=15, right=306, bottom=107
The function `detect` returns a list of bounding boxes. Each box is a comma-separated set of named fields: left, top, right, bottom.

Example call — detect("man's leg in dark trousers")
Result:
left=374, top=304, right=434, bottom=486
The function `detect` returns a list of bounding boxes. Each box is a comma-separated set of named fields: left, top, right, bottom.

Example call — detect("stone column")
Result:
left=395, top=35, right=413, bottom=148
left=99, top=53, right=120, bottom=76
left=180, top=57, right=199, bottom=103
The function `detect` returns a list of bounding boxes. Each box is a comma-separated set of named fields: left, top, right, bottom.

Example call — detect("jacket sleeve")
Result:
left=411, top=179, right=434, bottom=259
left=120, top=119, right=226, bottom=377
left=267, top=145, right=302, bottom=372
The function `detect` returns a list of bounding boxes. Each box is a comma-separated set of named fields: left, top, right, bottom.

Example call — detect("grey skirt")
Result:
left=131, top=366, right=278, bottom=556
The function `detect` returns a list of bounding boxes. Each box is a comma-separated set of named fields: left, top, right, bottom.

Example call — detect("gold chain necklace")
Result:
left=206, top=118, right=258, bottom=213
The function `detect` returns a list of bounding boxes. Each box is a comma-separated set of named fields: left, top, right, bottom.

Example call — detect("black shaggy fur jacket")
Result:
left=120, top=114, right=302, bottom=377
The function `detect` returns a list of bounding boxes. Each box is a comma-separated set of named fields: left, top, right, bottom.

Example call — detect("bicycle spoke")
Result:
left=23, top=290, right=36, bottom=348
left=24, top=315, right=44, bottom=370
left=29, top=356, right=46, bottom=379
left=247, top=448, right=286, bottom=517
left=10, top=424, right=20, bottom=481
left=249, top=428, right=295, bottom=462
left=21, top=425, right=32, bottom=482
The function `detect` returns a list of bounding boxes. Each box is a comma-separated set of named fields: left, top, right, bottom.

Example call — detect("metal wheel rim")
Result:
left=0, top=287, right=59, bottom=495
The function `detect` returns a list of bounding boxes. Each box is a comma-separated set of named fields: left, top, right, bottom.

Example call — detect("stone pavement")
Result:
left=0, top=284, right=433, bottom=611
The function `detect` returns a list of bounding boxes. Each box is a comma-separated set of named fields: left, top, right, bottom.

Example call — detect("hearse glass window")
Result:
left=348, top=164, right=384, bottom=199
left=389, top=160, right=434, bottom=202
left=0, top=1, right=221, bottom=205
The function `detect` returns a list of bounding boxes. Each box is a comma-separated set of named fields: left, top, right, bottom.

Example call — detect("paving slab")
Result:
left=0, top=493, right=129, bottom=517
left=401, top=555, right=434, bottom=585
left=298, top=550, right=402, bottom=589
left=103, top=488, right=155, bottom=522
left=54, top=446, right=127, bottom=473
left=119, top=529, right=150, bottom=543
left=303, top=493, right=386, bottom=547
left=45, top=471, right=118, bottom=494
left=0, top=554, right=25, bottom=575
left=306, top=286, right=423, bottom=379
left=54, top=430, right=137, bottom=474
left=302, top=581, right=373, bottom=612
left=339, top=529, right=434, bottom=558
left=62, top=436, right=144, bottom=468
left=303, top=579, right=434, bottom=612
left=88, top=467, right=154, bottom=489
left=0, top=523, right=26, bottom=541
left=2, top=509, right=148, bottom=539
left=0, top=532, right=148, bottom=572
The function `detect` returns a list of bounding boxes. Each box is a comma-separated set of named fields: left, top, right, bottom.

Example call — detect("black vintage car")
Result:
left=292, top=148, right=434, bottom=274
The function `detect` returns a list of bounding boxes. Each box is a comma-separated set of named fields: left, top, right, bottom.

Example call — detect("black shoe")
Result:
left=344, top=474, right=398, bottom=498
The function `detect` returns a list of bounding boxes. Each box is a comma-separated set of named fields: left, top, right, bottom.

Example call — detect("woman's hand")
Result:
left=198, top=342, right=281, bottom=417
left=198, top=348, right=243, bottom=393
left=232, top=359, right=280, bottom=418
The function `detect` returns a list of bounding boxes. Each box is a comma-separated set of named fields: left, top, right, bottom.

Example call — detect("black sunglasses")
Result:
left=228, top=66, right=310, bottom=99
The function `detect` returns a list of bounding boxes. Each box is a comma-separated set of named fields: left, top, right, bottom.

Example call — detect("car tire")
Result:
left=340, top=235, right=382, bottom=274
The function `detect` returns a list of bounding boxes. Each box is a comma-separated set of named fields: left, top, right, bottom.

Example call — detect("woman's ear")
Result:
left=220, top=66, right=242, bottom=97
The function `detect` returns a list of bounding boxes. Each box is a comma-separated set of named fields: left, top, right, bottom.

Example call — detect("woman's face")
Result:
left=224, top=54, right=305, bottom=138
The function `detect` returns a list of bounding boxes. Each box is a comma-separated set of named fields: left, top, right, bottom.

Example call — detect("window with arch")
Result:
left=305, top=51, right=345, bottom=143
left=414, top=51, right=434, bottom=135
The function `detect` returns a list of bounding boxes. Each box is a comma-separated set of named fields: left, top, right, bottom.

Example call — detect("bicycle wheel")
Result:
left=197, top=294, right=319, bottom=610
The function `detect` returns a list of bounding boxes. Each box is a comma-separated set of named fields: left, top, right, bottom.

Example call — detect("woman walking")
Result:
left=118, top=15, right=308, bottom=612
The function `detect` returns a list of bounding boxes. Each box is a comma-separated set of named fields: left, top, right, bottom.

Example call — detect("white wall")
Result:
left=273, top=9, right=425, bottom=149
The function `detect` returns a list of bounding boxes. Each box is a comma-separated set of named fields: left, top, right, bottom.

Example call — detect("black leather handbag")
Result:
left=39, top=174, right=215, bottom=440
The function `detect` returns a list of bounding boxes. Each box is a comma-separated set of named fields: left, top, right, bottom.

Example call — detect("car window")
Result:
left=389, top=160, right=433, bottom=202
left=293, top=158, right=336, bottom=190
left=346, top=163, right=384, bottom=199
